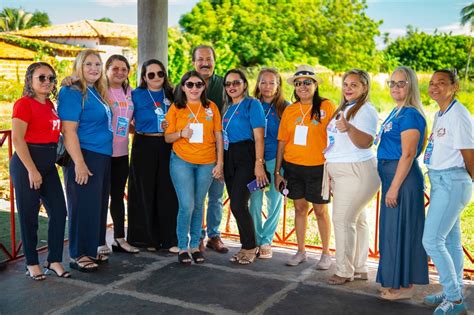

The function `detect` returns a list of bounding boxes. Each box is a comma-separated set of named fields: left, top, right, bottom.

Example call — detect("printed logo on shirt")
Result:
left=437, top=128, right=446, bottom=137
left=320, top=110, right=326, bottom=119
left=311, top=119, right=319, bottom=125
left=205, top=108, right=213, bottom=117
left=327, top=121, right=337, bottom=133
left=296, top=116, right=303, bottom=124
left=383, top=121, right=393, bottom=133
left=163, top=98, right=171, bottom=106
left=51, top=119, right=61, bottom=131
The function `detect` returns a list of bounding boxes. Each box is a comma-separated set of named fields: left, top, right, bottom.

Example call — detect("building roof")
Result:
left=12, top=20, right=137, bottom=39
left=0, top=41, right=36, bottom=60
left=0, top=34, right=90, bottom=58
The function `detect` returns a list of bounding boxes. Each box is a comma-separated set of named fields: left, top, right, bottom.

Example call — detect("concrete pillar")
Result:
left=137, top=0, right=168, bottom=78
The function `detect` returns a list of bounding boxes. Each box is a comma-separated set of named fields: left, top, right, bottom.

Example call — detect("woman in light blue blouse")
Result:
left=376, top=66, right=428, bottom=300
left=249, top=68, right=288, bottom=259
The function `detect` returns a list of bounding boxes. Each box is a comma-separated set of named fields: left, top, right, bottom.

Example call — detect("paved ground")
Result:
left=0, top=237, right=472, bottom=315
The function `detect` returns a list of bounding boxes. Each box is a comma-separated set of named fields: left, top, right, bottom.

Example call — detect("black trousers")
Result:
left=224, top=140, right=257, bottom=249
left=109, top=155, right=129, bottom=239
left=127, top=134, right=178, bottom=249
left=64, top=149, right=111, bottom=259
left=10, top=144, right=67, bottom=265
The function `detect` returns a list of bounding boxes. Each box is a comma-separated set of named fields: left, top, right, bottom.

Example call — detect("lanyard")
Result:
left=298, top=103, right=312, bottom=126
left=264, top=103, right=273, bottom=119
left=110, top=88, right=127, bottom=117
left=87, top=87, right=112, bottom=130
left=223, top=98, right=244, bottom=132
left=187, top=104, right=202, bottom=123
left=437, top=99, right=456, bottom=118
left=147, top=89, right=167, bottom=114
left=381, top=107, right=398, bottom=130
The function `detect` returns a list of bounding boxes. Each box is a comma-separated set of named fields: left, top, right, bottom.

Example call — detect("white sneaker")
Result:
left=259, top=244, right=273, bottom=259
left=315, top=254, right=332, bottom=270
left=286, top=251, right=307, bottom=266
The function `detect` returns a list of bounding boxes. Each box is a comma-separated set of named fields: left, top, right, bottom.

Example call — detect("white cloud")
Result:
left=91, top=0, right=137, bottom=7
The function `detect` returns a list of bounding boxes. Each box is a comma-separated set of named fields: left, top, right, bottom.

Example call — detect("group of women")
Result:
left=9, top=47, right=472, bottom=314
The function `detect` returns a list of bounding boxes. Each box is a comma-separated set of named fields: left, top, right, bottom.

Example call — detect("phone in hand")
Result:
left=247, top=179, right=269, bottom=193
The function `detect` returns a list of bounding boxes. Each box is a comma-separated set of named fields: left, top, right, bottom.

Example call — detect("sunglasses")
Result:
left=184, top=81, right=205, bottom=89
left=147, top=71, right=165, bottom=80
left=224, top=80, right=243, bottom=88
left=294, top=79, right=314, bottom=87
left=387, top=80, right=408, bottom=88
left=34, top=75, right=56, bottom=83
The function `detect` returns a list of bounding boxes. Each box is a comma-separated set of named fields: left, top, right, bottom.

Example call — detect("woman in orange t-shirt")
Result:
left=275, top=65, right=335, bottom=269
left=165, top=70, right=224, bottom=265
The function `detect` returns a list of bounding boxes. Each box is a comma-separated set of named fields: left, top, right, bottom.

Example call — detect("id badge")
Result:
left=423, top=134, right=434, bottom=165
left=116, top=116, right=130, bottom=137
left=155, top=107, right=165, bottom=132
left=223, top=130, right=229, bottom=151
left=323, top=135, right=335, bottom=154
left=189, top=123, right=204, bottom=143
left=374, top=128, right=383, bottom=146
left=294, top=125, right=308, bottom=146
left=264, top=118, right=268, bottom=138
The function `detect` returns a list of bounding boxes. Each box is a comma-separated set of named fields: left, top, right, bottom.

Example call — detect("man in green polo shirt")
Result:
left=192, top=45, right=228, bottom=253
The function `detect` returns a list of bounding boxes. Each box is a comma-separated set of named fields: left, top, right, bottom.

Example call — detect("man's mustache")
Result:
left=200, top=66, right=211, bottom=69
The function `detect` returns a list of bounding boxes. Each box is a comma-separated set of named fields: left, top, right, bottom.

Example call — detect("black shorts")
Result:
left=282, top=161, right=330, bottom=204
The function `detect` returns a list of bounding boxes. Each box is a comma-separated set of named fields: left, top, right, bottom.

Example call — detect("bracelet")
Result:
left=256, top=158, right=265, bottom=165
left=275, top=171, right=280, bottom=175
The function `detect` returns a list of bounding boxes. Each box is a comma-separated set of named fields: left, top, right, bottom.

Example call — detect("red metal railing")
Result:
left=1, top=128, right=473, bottom=275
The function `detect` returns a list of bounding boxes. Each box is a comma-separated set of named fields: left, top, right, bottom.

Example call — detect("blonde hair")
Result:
left=72, top=49, right=109, bottom=106
left=392, top=66, right=425, bottom=118
left=333, top=69, right=370, bottom=121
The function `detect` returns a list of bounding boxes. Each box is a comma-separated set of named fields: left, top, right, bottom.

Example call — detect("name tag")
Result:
left=294, top=125, right=308, bottom=146
left=223, top=130, right=229, bottom=150
left=323, top=135, right=335, bottom=154
left=423, top=133, right=434, bottom=165
left=116, top=116, right=129, bottom=137
left=264, top=118, right=268, bottom=138
left=189, top=123, right=204, bottom=143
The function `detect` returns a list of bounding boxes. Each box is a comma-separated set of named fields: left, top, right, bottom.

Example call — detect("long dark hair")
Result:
left=22, top=62, right=58, bottom=100
left=105, top=54, right=131, bottom=94
left=138, top=59, right=174, bottom=102
left=292, top=79, right=326, bottom=121
left=174, top=70, right=210, bottom=109
left=253, top=68, right=286, bottom=118
left=223, top=69, right=249, bottom=112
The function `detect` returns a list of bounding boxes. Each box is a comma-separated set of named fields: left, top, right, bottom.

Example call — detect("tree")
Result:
left=460, top=3, right=474, bottom=83
left=29, top=11, right=51, bottom=28
left=95, top=17, right=114, bottom=23
left=179, top=0, right=382, bottom=72
left=0, top=8, right=32, bottom=32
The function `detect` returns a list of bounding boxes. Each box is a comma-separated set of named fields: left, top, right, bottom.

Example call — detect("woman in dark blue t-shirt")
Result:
left=376, top=66, right=429, bottom=300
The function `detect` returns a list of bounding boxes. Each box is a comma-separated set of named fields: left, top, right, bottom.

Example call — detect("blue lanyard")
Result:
left=147, top=89, right=167, bottom=114
left=223, top=99, right=244, bottom=132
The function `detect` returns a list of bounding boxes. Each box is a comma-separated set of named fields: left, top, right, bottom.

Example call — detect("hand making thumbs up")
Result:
left=335, top=111, right=351, bottom=133
left=180, top=123, right=194, bottom=139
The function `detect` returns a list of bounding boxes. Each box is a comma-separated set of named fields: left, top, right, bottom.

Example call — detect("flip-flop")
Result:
left=44, top=262, right=71, bottom=278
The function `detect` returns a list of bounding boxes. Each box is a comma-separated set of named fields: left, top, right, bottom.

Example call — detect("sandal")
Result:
left=97, top=245, right=111, bottom=255
left=229, top=249, right=244, bottom=262
left=354, top=272, right=368, bottom=280
left=44, top=262, right=71, bottom=278
left=112, top=239, right=139, bottom=254
left=93, top=254, right=109, bottom=264
left=191, top=251, right=205, bottom=264
left=69, top=256, right=98, bottom=273
left=25, top=266, right=46, bottom=281
left=327, top=274, right=353, bottom=285
left=379, top=288, right=414, bottom=300
left=238, top=248, right=259, bottom=265
left=178, top=252, right=192, bottom=265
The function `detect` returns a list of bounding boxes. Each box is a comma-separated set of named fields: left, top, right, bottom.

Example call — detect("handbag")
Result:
left=56, top=135, right=71, bottom=166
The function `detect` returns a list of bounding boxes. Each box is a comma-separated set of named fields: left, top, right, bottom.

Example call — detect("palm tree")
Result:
left=461, top=3, right=474, bottom=84
left=0, top=8, right=33, bottom=32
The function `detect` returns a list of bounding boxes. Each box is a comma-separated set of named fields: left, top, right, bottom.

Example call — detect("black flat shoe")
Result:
left=44, top=262, right=71, bottom=278
left=112, top=241, right=139, bottom=254
left=178, top=252, right=192, bottom=265
left=191, top=251, right=205, bottom=264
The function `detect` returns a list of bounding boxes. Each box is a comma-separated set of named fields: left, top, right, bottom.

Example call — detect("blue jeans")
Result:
left=170, top=152, right=215, bottom=251
left=202, top=178, right=225, bottom=239
left=422, top=167, right=472, bottom=301
left=249, top=158, right=283, bottom=245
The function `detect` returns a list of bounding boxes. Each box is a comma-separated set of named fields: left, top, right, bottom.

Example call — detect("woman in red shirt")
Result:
left=10, top=62, right=69, bottom=280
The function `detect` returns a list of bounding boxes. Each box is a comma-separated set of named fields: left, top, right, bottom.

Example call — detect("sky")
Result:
left=1, top=0, right=471, bottom=45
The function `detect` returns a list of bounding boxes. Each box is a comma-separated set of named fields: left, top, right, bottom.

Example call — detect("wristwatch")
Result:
left=256, top=158, right=265, bottom=165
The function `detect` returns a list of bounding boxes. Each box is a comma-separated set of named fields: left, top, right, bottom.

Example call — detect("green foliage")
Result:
left=168, top=27, right=192, bottom=84
left=179, top=0, right=382, bottom=72
left=28, top=10, right=51, bottom=27
left=95, top=17, right=114, bottom=23
left=0, top=7, right=32, bottom=32
left=0, top=34, right=83, bottom=57
left=385, top=29, right=472, bottom=75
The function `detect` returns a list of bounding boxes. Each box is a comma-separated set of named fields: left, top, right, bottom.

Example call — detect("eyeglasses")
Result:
left=224, top=80, right=243, bottom=88
left=34, top=75, right=56, bottom=83
left=294, top=79, right=314, bottom=87
left=83, top=62, right=102, bottom=68
left=387, top=80, right=408, bottom=88
left=184, top=81, right=205, bottom=89
left=147, top=71, right=165, bottom=80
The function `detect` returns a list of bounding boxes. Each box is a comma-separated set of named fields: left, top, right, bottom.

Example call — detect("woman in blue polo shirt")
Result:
left=422, top=69, right=473, bottom=315
left=127, top=59, right=179, bottom=253
left=248, top=68, right=288, bottom=259
left=376, top=66, right=429, bottom=300
left=223, top=69, right=267, bottom=265
left=58, top=49, right=113, bottom=272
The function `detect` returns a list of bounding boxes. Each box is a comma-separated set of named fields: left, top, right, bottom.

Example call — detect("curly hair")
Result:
left=22, top=62, right=58, bottom=100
